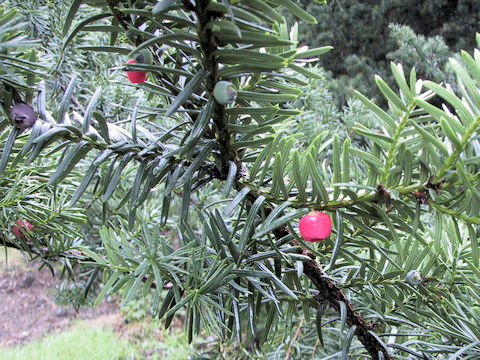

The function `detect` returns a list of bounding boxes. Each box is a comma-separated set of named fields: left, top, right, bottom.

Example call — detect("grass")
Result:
left=0, top=320, right=198, bottom=360
left=121, top=292, right=198, bottom=359
left=0, top=323, right=134, bottom=360
left=128, top=323, right=196, bottom=360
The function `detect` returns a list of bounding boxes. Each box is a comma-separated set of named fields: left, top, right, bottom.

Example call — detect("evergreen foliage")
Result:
left=2, top=1, right=480, bottom=359
left=295, top=0, right=480, bottom=105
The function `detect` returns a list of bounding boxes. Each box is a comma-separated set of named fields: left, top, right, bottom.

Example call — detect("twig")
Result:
left=268, top=223, right=393, bottom=360
left=105, top=0, right=130, bottom=31
left=311, top=338, right=320, bottom=358
left=286, top=316, right=305, bottom=359
left=196, top=0, right=232, bottom=178
left=302, top=255, right=393, bottom=360
left=60, top=85, right=85, bottom=115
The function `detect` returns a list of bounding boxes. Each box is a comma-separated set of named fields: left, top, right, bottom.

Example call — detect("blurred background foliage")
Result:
left=293, top=0, right=479, bottom=106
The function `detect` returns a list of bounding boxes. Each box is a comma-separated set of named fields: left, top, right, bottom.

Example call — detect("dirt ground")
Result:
left=0, top=248, right=120, bottom=348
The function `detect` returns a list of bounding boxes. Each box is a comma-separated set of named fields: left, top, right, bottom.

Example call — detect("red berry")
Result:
left=299, top=211, right=332, bottom=242
left=12, top=220, right=33, bottom=237
left=126, top=59, right=148, bottom=84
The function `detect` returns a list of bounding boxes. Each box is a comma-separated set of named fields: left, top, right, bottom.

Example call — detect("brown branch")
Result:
left=2, top=237, right=87, bottom=262
left=238, top=173, right=392, bottom=358
left=303, top=256, right=393, bottom=359
left=4, top=237, right=178, bottom=291
left=105, top=0, right=131, bottom=31
left=286, top=316, right=305, bottom=359
left=59, top=85, right=85, bottom=115
left=181, top=0, right=196, bottom=11
left=196, top=0, right=232, bottom=178
left=2, top=238, right=29, bottom=251
left=268, top=223, right=393, bottom=360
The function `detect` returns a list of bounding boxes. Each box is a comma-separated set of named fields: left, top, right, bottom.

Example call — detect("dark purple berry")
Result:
left=10, top=102, right=38, bottom=130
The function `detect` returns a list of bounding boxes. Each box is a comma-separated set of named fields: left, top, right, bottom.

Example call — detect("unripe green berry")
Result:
left=405, top=270, right=422, bottom=286
left=134, top=49, right=153, bottom=65
left=213, top=81, right=237, bottom=105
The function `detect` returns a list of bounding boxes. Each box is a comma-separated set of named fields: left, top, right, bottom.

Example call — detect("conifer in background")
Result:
left=295, top=0, right=480, bottom=105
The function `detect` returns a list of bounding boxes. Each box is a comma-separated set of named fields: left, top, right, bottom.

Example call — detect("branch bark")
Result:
left=105, top=0, right=131, bottom=31
left=303, top=256, right=393, bottom=359
left=196, top=0, right=233, bottom=178
left=2, top=237, right=86, bottom=262
left=269, top=224, right=393, bottom=360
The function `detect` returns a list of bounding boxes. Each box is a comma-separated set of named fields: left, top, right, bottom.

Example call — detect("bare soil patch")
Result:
left=0, top=249, right=119, bottom=348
